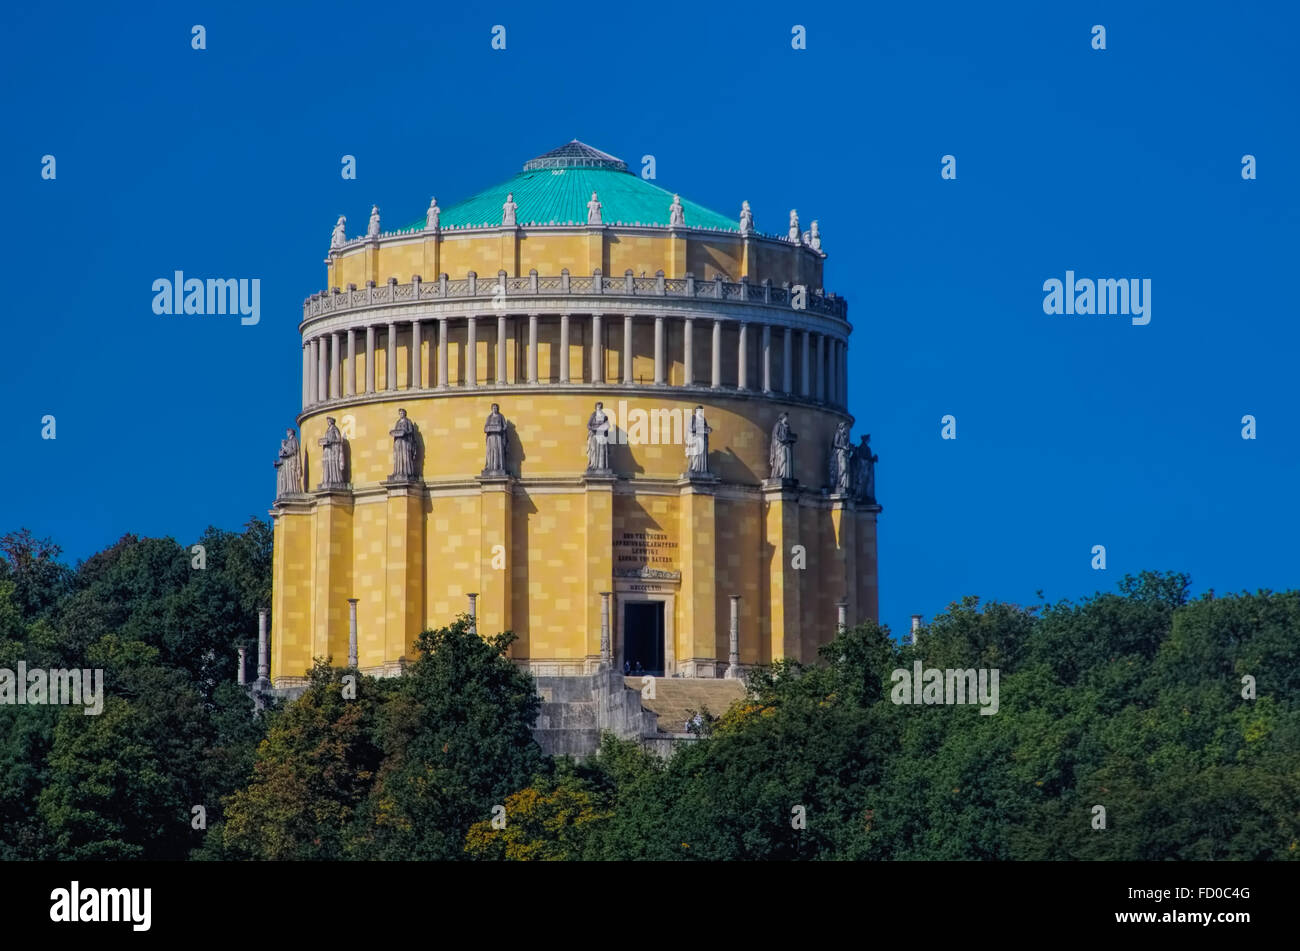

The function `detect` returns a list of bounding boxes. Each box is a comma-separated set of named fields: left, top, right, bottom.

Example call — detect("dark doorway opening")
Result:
left=623, top=601, right=665, bottom=676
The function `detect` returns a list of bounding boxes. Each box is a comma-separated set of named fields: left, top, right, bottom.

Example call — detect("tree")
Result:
left=355, top=617, right=546, bottom=860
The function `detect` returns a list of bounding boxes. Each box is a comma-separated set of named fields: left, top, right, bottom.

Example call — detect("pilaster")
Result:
left=478, top=475, right=513, bottom=642
left=583, top=474, right=617, bottom=668
left=384, top=482, right=425, bottom=665
left=762, top=481, right=802, bottom=665
left=677, top=475, right=719, bottom=676
left=312, top=489, right=354, bottom=668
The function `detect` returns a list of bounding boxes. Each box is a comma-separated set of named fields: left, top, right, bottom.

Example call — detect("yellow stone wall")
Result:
left=282, top=226, right=856, bottom=685
left=326, top=227, right=824, bottom=289
left=271, top=388, right=875, bottom=684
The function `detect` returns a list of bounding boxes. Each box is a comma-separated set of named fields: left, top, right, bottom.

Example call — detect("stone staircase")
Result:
left=623, top=676, right=747, bottom=735
left=532, top=667, right=658, bottom=757
left=531, top=670, right=750, bottom=757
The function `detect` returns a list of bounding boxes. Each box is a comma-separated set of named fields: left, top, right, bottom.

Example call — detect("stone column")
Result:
left=529, top=313, right=539, bottom=383
left=466, top=316, right=478, bottom=387
left=836, top=600, right=847, bottom=633
left=711, top=319, right=722, bottom=388
left=438, top=317, right=449, bottom=388
left=305, top=341, right=315, bottom=406
left=726, top=595, right=741, bottom=678
left=560, top=313, right=571, bottom=382
left=348, top=598, right=359, bottom=667
left=683, top=316, right=695, bottom=385
left=800, top=330, right=811, bottom=398
left=591, top=313, right=604, bottom=383
left=467, top=593, right=478, bottom=634
left=330, top=333, right=341, bottom=399
left=623, top=315, right=634, bottom=383
left=365, top=326, right=376, bottom=394
left=411, top=320, right=422, bottom=390
left=911, top=614, right=921, bottom=645
left=317, top=337, right=327, bottom=403
left=257, top=608, right=270, bottom=686
left=599, top=591, right=612, bottom=666
left=761, top=323, right=772, bottom=393
left=783, top=326, right=793, bottom=394
left=496, top=314, right=507, bottom=383
left=737, top=323, right=749, bottom=390
left=654, top=316, right=665, bottom=384
left=386, top=322, right=398, bottom=391
left=816, top=333, right=826, bottom=402
left=345, top=330, right=356, bottom=396
left=237, top=647, right=246, bottom=686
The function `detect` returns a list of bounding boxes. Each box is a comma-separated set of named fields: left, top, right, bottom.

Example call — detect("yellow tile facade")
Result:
left=274, top=160, right=872, bottom=687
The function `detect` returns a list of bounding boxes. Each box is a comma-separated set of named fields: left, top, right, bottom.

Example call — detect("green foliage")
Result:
left=0, top=519, right=275, bottom=860
left=2, top=514, right=1297, bottom=865
left=222, top=661, right=390, bottom=860
left=353, top=617, right=546, bottom=859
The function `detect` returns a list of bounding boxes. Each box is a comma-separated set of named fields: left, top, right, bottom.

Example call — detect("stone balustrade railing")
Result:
left=302, top=269, right=848, bottom=322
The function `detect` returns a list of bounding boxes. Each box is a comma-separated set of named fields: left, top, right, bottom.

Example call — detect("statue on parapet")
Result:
left=685, top=406, right=712, bottom=477
left=853, top=434, right=878, bottom=503
left=669, top=195, right=685, bottom=228
left=388, top=409, right=418, bottom=482
left=768, top=412, right=797, bottom=482
left=483, top=404, right=508, bottom=475
left=274, top=427, right=303, bottom=498
left=317, top=417, right=347, bottom=489
left=828, top=421, right=852, bottom=495
left=586, top=401, right=612, bottom=473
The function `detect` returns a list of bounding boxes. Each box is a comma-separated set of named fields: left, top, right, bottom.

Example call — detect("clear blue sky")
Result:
left=2, top=1, right=1296, bottom=635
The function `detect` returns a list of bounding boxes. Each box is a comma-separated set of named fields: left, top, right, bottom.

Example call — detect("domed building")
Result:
left=269, top=140, right=879, bottom=696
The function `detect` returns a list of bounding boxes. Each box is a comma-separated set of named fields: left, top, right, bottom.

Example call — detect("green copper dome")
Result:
left=405, top=140, right=740, bottom=233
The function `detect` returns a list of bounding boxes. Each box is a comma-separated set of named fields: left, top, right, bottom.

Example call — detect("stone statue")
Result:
left=330, top=216, right=346, bottom=250
left=809, top=220, right=822, bottom=252
left=586, top=401, right=612, bottom=473
left=587, top=191, right=602, bottom=225
left=274, top=427, right=302, bottom=498
left=685, top=406, right=712, bottom=476
left=425, top=197, right=440, bottom=231
left=317, top=417, right=346, bottom=489
left=739, top=200, right=753, bottom=235
left=768, top=412, right=797, bottom=481
left=853, top=434, right=878, bottom=503
left=788, top=209, right=800, bottom=242
left=828, top=421, right=852, bottom=494
left=483, top=403, right=508, bottom=475
left=367, top=205, right=380, bottom=238
left=669, top=194, right=685, bottom=227
left=502, top=193, right=517, bottom=227
left=388, top=408, right=418, bottom=481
